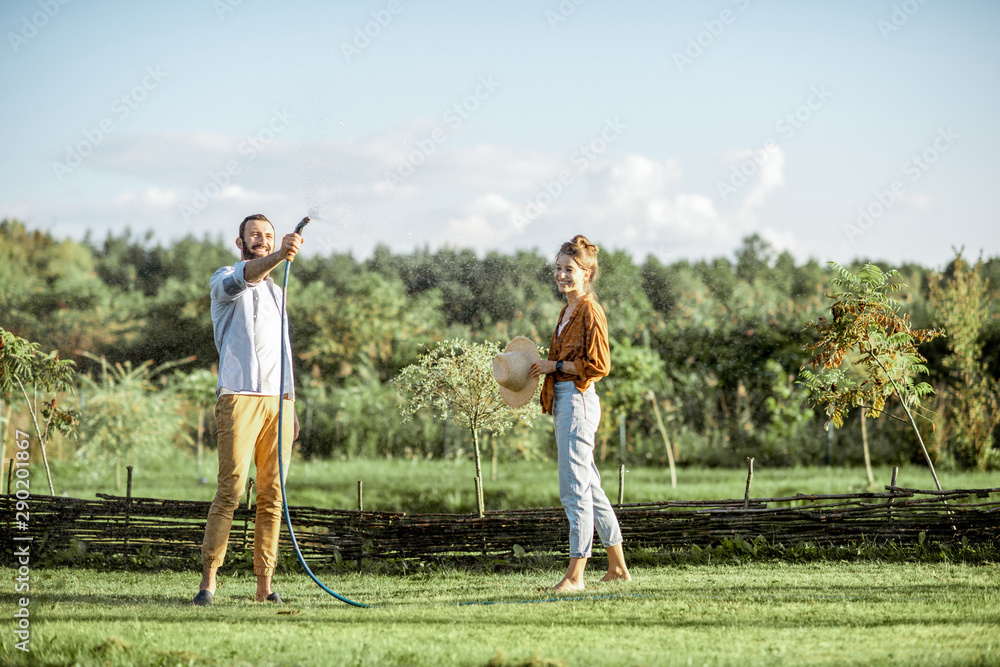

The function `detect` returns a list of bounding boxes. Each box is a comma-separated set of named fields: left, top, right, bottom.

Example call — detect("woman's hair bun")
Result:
left=568, top=234, right=599, bottom=256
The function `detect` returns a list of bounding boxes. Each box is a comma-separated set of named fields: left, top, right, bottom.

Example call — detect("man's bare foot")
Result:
left=599, top=567, right=632, bottom=583
left=255, top=574, right=273, bottom=602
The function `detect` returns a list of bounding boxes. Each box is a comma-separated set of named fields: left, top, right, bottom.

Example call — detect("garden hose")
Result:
left=275, top=216, right=369, bottom=608
left=271, top=219, right=628, bottom=610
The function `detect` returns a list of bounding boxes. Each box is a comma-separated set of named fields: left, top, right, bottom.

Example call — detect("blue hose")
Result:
left=275, top=221, right=368, bottom=608
left=269, top=221, right=630, bottom=610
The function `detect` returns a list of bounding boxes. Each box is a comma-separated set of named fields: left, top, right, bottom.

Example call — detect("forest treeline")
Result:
left=2, top=218, right=998, bottom=477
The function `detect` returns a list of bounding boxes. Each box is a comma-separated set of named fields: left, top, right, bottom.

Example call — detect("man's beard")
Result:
left=242, top=242, right=270, bottom=261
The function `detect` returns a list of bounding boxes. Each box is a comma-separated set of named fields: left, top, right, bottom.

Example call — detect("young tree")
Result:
left=599, top=336, right=670, bottom=471
left=75, top=354, right=188, bottom=490
left=169, top=368, right=219, bottom=476
left=798, top=263, right=945, bottom=489
left=395, top=339, right=541, bottom=517
left=927, top=252, right=1000, bottom=469
left=0, top=327, right=80, bottom=495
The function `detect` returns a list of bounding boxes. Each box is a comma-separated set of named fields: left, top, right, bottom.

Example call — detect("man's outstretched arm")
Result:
left=244, top=232, right=303, bottom=283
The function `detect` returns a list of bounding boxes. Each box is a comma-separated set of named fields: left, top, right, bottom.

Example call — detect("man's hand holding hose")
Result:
left=243, top=228, right=304, bottom=283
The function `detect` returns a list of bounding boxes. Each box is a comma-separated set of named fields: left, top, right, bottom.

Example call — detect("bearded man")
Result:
left=192, top=214, right=303, bottom=605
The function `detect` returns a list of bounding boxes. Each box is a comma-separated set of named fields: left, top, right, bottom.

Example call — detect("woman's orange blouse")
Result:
left=540, top=293, right=611, bottom=415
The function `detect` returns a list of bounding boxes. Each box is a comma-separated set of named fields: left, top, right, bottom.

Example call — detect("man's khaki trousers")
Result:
left=201, top=394, right=294, bottom=576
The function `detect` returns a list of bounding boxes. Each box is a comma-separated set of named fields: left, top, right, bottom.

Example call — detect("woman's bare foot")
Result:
left=599, top=567, right=631, bottom=583
left=550, top=576, right=585, bottom=592
left=600, top=544, right=631, bottom=582
left=546, top=556, right=588, bottom=592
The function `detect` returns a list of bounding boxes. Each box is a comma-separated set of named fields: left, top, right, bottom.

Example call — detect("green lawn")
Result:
left=11, top=460, right=998, bottom=664
left=37, top=458, right=1000, bottom=513
left=3, top=562, right=998, bottom=666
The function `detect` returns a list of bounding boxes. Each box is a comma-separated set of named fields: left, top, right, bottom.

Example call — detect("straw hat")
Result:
left=492, top=336, right=541, bottom=408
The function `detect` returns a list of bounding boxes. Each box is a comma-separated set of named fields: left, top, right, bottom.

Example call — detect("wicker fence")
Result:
left=3, top=485, right=999, bottom=568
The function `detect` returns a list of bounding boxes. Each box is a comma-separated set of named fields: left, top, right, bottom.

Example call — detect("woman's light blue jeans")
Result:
left=553, top=381, right=622, bottom=558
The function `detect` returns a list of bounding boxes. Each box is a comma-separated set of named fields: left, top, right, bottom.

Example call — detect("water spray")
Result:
left=276, top=215, right=368, bottom=608
left=271, top=218, right=627, bottom=610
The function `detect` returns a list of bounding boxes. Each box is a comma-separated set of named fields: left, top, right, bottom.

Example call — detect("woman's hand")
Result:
left=528, top=359, right=558, bottom=379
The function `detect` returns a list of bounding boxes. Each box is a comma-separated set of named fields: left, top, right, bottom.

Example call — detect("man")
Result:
left=192, top=214, right=303, bottom=605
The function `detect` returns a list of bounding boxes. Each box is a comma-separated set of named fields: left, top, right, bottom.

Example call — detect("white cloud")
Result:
left=12, top=124, right=800, bottom=263
left=737, top=147, right=785, bottom=224
left=0, top=198, right=38, bottom=222
left=758, top=227, right=800, bottom=255
left=903, top=193, right=934, bottom=210
left=584, top=154, right=731, bottom=243
left=600, top=154, right=683, bottom=211
left=439, top=193, right=517, bottom=250
left=113, top=187, right=179, bottom=209
left=441, top=144, right=565, bottom=192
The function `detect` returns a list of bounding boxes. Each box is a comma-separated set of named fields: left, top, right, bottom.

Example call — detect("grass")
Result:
left=30, top=458, right=1000, bottom=513
left=9, top=460, right=1000, bottom=664
left=2, top=561, right=998, bottom=666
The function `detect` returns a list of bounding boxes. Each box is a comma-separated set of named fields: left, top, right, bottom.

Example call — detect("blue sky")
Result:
left=2, top=0, right=998, bottom=267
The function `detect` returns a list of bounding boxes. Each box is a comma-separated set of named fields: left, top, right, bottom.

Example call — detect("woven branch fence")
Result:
left=3, top=485, right=999, bottom=568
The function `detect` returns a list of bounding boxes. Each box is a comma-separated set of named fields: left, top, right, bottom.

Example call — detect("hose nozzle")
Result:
left=294, top=216, right=311, bottom=236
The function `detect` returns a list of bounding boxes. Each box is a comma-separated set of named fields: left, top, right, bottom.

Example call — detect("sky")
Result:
left=2, top=0, right=998, bottom=268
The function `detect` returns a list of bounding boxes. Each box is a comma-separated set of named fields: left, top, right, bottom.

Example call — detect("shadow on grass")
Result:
left=34, top=578, right=998, bottom=626
left=40, top=608, right=1000, bottom=632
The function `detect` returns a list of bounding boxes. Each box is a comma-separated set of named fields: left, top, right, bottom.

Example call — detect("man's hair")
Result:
left=238, top=214, right=273, bottom=241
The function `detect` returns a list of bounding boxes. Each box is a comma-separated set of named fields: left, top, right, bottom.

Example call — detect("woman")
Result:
left=528, top=235, right=631, bottom=591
